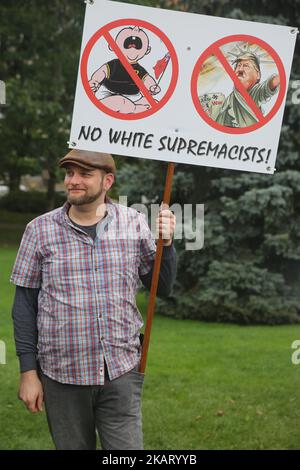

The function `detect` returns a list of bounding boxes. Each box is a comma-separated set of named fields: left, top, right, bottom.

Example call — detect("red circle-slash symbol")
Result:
left=81, top=18, right=179, bottom=120
left=191, top=34, right=286, bottom=134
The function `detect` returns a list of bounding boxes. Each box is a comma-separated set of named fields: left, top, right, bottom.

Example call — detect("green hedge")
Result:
left=0, top=190, right=66, bottom=213
left=157, top=258, right=300, bottom=325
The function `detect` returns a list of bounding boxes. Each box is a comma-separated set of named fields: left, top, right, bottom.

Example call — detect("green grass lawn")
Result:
left=1, top=239, right=300, bottom=449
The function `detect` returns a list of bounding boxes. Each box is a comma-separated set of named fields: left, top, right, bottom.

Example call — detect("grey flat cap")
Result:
left=58, top=149, right=116, bottom=174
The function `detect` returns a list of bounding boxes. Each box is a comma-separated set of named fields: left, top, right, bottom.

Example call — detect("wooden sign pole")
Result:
left=139, top=162, right=175, bottom=373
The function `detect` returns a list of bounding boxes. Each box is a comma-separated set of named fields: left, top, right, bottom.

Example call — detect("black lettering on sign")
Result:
left=158, top=136, right=167, bottom=151
left=158, top=135, right=272, bottom=166
left=187, top=140, right=198, bottom=156
left=206, top=142, right=219, bottom=157
left=78, top=125, right=102, bottom=141
left=228, top=145, right=239, bottom=160
left=197, top=141, right=207, bottom=156
left=177, top=138, right=187, bottom=153
left=108, top=128, right=154, bottom=149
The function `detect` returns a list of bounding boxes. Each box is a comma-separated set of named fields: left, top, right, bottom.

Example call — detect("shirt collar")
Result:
left=58, top=195, right=116, bottom=228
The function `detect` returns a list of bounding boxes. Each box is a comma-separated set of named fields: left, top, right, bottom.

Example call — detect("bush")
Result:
left=158, top=289, right=300, bottom=325
left=157, top=258, right=300, bottom=325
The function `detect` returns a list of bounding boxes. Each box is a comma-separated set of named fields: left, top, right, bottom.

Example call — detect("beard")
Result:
left=67, top=185, right=104, bottom=206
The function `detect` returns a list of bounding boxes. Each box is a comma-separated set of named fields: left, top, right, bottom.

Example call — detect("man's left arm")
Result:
left=139, top=207, right=177, bottom=297
left=140, top=242, right=177, bottom=297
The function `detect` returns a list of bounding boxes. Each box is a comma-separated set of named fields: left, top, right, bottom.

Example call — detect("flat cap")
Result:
left=58, top=149, right=116, bottom=174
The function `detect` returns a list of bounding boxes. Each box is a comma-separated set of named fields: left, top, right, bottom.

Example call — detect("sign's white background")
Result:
left=69, top=0, right=297, bottom=174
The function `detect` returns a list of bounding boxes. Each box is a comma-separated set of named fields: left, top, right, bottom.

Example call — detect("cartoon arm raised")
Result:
left=89, top=64, right=107, bottom=93
left=269, top=74, right=280, bottom=91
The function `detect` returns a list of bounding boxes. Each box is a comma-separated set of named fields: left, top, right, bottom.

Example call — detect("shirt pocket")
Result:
left=99, top=239, right=139, bottom=286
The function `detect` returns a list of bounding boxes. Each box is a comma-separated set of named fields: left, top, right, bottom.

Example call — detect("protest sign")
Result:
left=69, top=0, right=297, bottom=174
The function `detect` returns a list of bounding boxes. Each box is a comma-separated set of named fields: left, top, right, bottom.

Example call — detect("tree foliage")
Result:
left=0, top=0, right=84, bottom=206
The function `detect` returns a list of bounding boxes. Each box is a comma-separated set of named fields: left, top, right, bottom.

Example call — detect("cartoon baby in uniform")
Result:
left=89, top=26, right=161, bottom=114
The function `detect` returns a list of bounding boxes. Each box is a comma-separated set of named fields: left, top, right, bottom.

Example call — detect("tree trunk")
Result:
left=47, top=169, right=56, bottom=211
left=8, top=172, right=21, bottom=192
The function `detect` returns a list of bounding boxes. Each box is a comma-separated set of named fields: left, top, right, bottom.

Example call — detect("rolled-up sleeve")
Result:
left=10, top=222, right=42, bottom=288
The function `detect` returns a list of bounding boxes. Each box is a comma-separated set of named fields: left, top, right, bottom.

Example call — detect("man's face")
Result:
left=64, top=165, right=105, bottom=206
left=235, top=59, right=260, bottom=91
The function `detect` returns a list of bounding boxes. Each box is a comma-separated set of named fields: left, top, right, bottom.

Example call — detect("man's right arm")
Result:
left=12, top=286, right=44, bottom=412
left=12, top=286, right=39, bottom=372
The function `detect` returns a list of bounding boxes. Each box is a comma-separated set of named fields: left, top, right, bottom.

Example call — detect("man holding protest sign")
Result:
left=10, top=149, right=176, bottom=450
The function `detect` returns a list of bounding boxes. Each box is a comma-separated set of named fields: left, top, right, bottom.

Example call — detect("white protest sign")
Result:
left=69, top=0, right=297, bottom=174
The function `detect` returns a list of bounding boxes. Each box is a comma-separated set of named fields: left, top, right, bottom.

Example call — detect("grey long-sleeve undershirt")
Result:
left=12, top=221, right=177, bottom=373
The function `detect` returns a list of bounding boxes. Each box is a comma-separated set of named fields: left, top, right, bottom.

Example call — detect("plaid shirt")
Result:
left=10, top=198, right=156, bottom=385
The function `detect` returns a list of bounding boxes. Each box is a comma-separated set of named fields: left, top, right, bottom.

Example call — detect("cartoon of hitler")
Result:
left=215, top=52, right=280, bottom=128
left=89, top=26, right=161, bottom=114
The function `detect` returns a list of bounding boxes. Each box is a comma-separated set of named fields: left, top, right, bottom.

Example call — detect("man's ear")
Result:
left=145, top=46, right=151, bottom=55
left=104, top=173, right=115, bottom=192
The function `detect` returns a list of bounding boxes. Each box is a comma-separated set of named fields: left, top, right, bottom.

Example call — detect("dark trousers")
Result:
left=38, top=366, right=145, bottom=450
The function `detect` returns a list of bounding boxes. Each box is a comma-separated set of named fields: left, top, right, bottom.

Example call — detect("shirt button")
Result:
left=101, top=336, right=104, bottom=341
